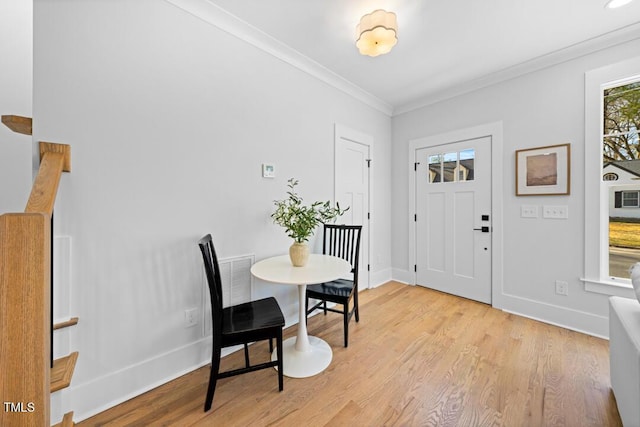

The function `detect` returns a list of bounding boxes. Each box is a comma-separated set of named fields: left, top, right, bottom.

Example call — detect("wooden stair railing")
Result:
left=1, top=115, right=32, bottom=135
left=1, top=116, right=74, bottom=426
left=53, top=317, right=79, bottom=331
left=52, top=411, right=74, bottom=427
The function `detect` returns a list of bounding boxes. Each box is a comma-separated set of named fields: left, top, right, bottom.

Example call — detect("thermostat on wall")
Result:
left=262, top=163, right=275, bottom=178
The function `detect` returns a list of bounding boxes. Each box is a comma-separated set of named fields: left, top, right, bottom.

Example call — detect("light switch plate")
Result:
left=543, top=205, right=568, bottom=219
left=521, top=205, right=538, bottom=218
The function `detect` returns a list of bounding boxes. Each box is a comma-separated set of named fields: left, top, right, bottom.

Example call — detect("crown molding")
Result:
left=165, top=0, right=393, bottom=116
left=162, top=0, right=640, bottom=118
left=393, top=22, right=640, bottom=116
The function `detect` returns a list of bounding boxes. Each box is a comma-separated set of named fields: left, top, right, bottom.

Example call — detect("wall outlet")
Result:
left=521, top=205, right=538, bottom=218
left=185, top=308, right=198, bottom=327
left=555, top=280, right=569, bottom=296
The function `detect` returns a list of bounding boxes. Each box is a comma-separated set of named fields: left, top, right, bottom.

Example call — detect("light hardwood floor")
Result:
left=77, top=281, right=621, bottom=426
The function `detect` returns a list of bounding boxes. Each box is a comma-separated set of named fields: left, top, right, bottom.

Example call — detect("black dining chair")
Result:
left=198, top=234, right=284, bottom=412
left=305, top=224, right=362, bottom=347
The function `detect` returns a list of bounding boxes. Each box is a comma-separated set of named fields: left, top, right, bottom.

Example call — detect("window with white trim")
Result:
left=584, top=57, right=640, bottom=293
left=604, top=80, right=640, bottom=278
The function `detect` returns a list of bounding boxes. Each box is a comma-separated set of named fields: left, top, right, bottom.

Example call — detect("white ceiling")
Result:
left=194, top=0, right=640, bottom=114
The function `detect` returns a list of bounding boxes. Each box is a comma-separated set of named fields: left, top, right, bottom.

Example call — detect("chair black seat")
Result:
left=221, top=297, right=284, bottom=338
left=307, top=279, right=354, bottom=299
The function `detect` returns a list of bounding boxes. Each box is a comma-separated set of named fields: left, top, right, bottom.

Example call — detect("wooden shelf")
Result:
left=51, top=352, right=78, bottom=393
left=1, top=115, right=32, bottom=135
left=52, top=411, right=74, bottom=427
left=53, top=317, right=79, bottom=331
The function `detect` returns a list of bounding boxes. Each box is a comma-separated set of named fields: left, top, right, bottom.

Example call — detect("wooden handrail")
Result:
left=0, top=132, right=72, bottom=426
left=25, top=142, right=72, bottom=215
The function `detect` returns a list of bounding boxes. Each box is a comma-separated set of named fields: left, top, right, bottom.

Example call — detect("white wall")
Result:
left=33, top=0, right=391, bottom=421
left=0, top=0, right=32, bottom=213
left=392, top=38, right=640, bottom=339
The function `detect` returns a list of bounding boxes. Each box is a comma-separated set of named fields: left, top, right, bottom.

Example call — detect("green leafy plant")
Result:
left=272, top=178, right=348, bottom=243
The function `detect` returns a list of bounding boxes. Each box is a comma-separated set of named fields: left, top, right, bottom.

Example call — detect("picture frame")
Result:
left=515, top=143, right=570, bottom=196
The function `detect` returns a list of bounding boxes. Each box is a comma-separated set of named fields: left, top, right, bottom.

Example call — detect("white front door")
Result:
left=415, top=136, right=492, bottom=303
left=335, top=124, right=370, bottom=290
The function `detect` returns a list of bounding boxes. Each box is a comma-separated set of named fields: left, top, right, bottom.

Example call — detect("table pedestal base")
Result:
left=272, top=336, right=332, bottom=378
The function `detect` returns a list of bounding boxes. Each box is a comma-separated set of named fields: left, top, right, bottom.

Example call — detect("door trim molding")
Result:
left=408, top=121, right=504, bottom=308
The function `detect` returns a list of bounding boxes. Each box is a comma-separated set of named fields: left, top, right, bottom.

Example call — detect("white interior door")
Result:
left=415, top=136, right=491, bottom=303
left=335, top=124, right=370, bottom=290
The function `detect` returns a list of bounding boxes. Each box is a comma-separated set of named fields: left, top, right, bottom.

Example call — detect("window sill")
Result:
left=581, top=277, right=636, bottom=298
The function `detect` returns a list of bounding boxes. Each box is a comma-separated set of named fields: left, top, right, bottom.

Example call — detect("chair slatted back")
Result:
left=198, top=234, right=223, bottom=336
left=323, top=224, right=362, bottom=277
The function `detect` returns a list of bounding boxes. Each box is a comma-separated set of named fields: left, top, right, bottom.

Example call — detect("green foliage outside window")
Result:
left=603, top=81, right=640, bottom=162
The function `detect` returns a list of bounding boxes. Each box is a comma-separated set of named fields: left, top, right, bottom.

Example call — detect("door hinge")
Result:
left=414, top=162, right=420, bottom=171
left=414, top=264, right=417, bottom=272
left=414, top=214, right=417, bottom=222
left=367, top=264, right=370, bottom=271
left=367, top=212, right=370, bottom=220
left=366, top=159, right=371, bottom=167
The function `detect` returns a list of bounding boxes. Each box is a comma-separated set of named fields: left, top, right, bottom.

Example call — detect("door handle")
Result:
left=473, top=226, right=490, bottom=233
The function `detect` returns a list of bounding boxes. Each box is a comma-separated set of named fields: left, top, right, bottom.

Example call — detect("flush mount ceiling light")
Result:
left=605, top=0, right=634, bottom=8
left=356, top=9, right=398, bottom=57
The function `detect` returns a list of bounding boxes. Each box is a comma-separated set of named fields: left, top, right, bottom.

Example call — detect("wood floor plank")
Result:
left=77, top=282, right=621, bottom=426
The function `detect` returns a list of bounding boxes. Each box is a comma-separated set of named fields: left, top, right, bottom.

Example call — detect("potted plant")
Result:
left=272, top=178, right=348, bottom=266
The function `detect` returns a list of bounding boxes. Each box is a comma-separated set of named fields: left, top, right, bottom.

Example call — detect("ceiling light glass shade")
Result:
left=356, top=9, right=398, bottom=57
left=605, top=0, right=633, bottom=8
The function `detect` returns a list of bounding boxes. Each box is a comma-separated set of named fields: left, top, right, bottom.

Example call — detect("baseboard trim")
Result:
left=388, top=277, right=609, bottom=338
left=370, top=268, right=392, bottom=288
left=391, top=268, right=413, bottom=285
left=500, top=293, right=609, bottom=339
left=71, top=337, right=217, bottom=422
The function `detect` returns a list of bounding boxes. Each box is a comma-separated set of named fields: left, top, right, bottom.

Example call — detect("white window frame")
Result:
left=583, top=56, right=640, bottom=297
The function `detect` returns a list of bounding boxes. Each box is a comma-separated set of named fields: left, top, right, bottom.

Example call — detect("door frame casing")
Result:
left=408, top=121, right=504, bottom=308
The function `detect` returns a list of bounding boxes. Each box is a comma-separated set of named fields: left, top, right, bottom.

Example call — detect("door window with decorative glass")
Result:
left=427, top=149, right=475, bottom=183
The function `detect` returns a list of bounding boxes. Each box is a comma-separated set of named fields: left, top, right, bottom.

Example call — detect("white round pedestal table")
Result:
left=250, top=254, right=351, bottom=378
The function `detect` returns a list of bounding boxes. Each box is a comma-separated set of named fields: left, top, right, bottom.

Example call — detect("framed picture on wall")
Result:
left=515, top=143, right=570, bottom=196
